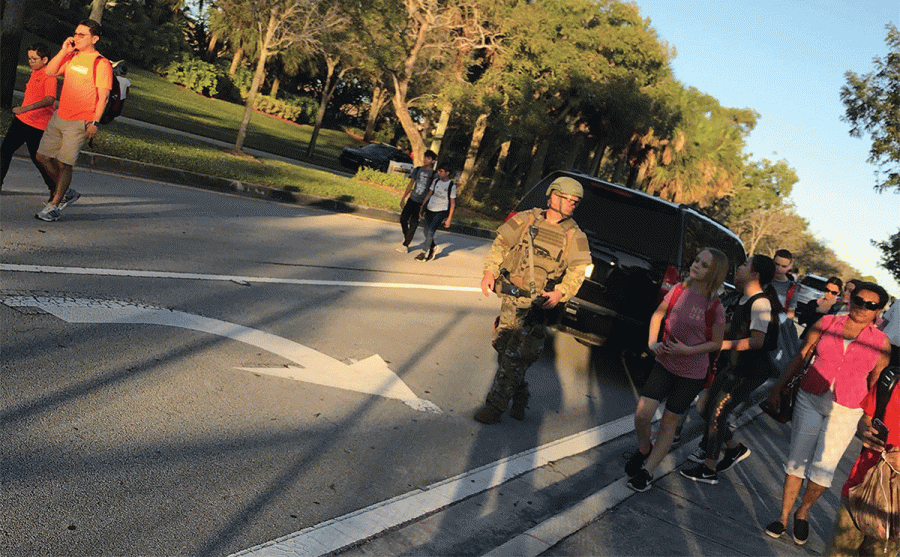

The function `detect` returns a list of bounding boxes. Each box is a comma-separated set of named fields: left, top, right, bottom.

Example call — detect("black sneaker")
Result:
left=415, top=251, right=428, bottom=262
left=765, top=521, right=785, bottom=538
left=792, top=515, right=809, bottom=545
left=626, top=469, right=652, bottom=492
left=688, top=446, right=707, bottom=464
left=625, top=446, right=651, bottom=477
left=679, top=464, right=718, bottom=485
left=716, top=443, right=751, bottom=472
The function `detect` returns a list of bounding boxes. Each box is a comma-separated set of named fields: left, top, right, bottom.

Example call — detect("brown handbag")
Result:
left=759, top=339, right=818, bottom=423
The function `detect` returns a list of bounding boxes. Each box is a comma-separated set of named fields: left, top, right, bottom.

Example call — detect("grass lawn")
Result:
left=4, top=63, right=501, bottom=231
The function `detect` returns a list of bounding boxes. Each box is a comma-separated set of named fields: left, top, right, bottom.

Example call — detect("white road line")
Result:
left=2, top=294, right=441, bottom=413
left=231, top=415, right=642, bottom=557
left=0, top=264, right=482, bottom=293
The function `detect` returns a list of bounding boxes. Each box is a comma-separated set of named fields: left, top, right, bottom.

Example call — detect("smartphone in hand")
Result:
left=873, top=418, right=889, bottom=442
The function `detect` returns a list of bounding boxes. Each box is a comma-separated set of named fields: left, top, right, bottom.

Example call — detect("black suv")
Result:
left=513, top=171, right=746, bottom=350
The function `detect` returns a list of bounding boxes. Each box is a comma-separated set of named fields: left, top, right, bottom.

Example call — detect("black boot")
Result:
left=474, top=404, right=503, bottom=424
left=509, top=385, right=530, bottom=421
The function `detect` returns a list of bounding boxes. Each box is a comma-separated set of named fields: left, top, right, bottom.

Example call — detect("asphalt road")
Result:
left=0, top=160, right=641, bottom=556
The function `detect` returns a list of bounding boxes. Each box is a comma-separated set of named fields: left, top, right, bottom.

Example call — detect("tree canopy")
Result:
left=841, top=23, right=900, bottom=193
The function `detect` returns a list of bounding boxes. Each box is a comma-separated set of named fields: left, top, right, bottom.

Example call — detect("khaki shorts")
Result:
left=37, top=113, right=88, bottom=166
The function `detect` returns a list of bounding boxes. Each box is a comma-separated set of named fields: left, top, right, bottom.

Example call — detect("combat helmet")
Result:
left=546, top=176, right=583, bottom=198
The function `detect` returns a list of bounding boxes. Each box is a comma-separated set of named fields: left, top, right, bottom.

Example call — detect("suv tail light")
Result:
left=658, top=264, right=681, bottom=304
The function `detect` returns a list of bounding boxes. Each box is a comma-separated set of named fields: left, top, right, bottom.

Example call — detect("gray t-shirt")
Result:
left=407, top=166, right=436, bottom=203
left=770, top=278, right=797, bottom=310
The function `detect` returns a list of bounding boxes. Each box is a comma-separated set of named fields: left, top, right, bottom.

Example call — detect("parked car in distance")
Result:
left=511, top=171, right=747, bottom=351
left=793, top=274, right=829, bottom=306
left=338, top=143, right=413, bottom=173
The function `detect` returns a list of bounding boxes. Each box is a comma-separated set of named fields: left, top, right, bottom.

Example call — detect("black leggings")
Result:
left=700, top=370, right=755, bottom=460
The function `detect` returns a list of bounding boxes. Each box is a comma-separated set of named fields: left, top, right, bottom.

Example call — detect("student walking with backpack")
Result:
left=396, top=150, right=437, bottom=253
left=762, top=282, right=891, bottom=546
left=625, top=248, right=728, bottom=492
left=34, top=19, right=112, bottom=222
left=680, top=255, right=777, bottom=485
left=414, top=163, right=456, bottom=262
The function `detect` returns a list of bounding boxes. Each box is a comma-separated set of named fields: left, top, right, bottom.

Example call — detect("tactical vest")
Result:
left=498, top=208, right=579, bottom=297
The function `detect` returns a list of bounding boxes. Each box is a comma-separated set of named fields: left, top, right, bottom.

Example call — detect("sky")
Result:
left=632, top=0, right=900, bottom=296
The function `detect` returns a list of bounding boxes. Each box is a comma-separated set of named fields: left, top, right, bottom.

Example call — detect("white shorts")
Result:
left=784, top=389, right=863, bottom=487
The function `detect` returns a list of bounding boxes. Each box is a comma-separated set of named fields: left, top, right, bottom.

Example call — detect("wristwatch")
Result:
left=90, top=121, right=100, bottom=127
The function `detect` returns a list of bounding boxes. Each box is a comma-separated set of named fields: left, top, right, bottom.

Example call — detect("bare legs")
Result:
left=35, top=153, right=73, bottom=204
left=634, top=396, right=683, bottom=474
left=778, top=474, right=827, bottom=524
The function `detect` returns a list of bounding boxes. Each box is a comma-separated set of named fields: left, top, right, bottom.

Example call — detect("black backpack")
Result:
left=875, top=366, right=900, bottom=421
left=744, top=292, right=779, bottom=352
left=92, top=56, right=124, bottom=124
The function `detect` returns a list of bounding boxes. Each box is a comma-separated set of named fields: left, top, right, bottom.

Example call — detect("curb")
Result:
left=72, top=150, right=497, bottom=240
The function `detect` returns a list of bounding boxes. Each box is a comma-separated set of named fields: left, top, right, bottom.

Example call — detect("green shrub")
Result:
left=253, top=95, right=319, bottom=124
left=354, top=167, right=409, bottom=190
left=231, top=66, right=254, bottom=100
left=164, top=54, right=223, bottom=97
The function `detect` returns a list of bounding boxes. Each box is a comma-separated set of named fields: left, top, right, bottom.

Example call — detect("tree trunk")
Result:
left=458, top=112, right=488, bottom=200
left=307, top=58, right=346, bottom=158
left=0, top=0, right=26, bottom=110
left=269, top=76, right=280, bottom=98
left=235, top=16, right=274, bottom=152
left=89, top=0, right=107, bottom=23
left=489, top=140, right=511, bottom=191
left=390, top=73, right=425, bottom=163
left=588, top=138, right=609, bottom=177
left=229, top=45, right=244, bottom=75
left=429, top=102, right=453, bottom=154
left=364, top=83, right=388, bottom=142
left=522, top=133, right=550, bottom=192
left=207, top=33, right=219, bottom=62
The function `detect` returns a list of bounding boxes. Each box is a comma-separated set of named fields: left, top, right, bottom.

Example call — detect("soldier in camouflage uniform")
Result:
left=475, top=176, right=592, bottom=424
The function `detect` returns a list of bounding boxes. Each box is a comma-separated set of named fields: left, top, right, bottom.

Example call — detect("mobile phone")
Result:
left=873, top=418, right=889, bottom=442
left=69, top=39, right=76, bottom=47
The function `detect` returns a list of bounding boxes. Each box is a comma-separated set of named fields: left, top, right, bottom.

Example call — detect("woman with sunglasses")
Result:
left=625, top=248, right=728, bottom=492
left=796, top=277, right=842, bottom=334
left=763, top=282, right=891, bottom=545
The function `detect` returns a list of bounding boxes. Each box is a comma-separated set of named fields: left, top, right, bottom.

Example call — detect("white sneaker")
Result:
left=35, top=203, right=61, bottom=222
left=58, top=188, right=81, bottom=209
left=395, top=244, right=409, bottom=253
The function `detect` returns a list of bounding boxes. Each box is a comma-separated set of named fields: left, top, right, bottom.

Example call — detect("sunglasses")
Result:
left=851, top=295, right=882, bottom=311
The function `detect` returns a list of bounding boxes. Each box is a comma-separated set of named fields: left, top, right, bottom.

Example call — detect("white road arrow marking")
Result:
left=2, top=294, right=441, bottom=413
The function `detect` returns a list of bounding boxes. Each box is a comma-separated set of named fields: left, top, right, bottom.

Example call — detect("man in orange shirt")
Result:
left=0, top=44, right=57, bottom=192
left=35, top=19, right=112, bottom=222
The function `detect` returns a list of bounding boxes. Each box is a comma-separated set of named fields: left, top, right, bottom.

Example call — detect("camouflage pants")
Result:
left=485, top=297, right=546, bottom=411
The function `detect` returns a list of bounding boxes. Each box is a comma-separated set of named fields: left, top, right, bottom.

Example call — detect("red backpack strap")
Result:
left=662, top=283, right=685, bottom=342
left=785, top=283, right=797, bottom=307
left=705, top=298, right=721, bottom=337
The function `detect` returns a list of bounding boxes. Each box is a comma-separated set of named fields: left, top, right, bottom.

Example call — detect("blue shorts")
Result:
left=640, top=362, right=706, bottom=415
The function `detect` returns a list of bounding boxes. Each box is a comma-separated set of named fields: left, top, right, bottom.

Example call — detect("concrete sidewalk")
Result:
left=534, top=409, right=852, bottom=557
left=331, top=401, right=856, bottom=557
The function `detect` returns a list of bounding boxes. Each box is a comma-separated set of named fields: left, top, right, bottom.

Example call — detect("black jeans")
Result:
left=0, top=117, right=55, bottom=190
left=399, top=199, right=423, bottom=246
left=422, top=209, right=448, bottom=253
